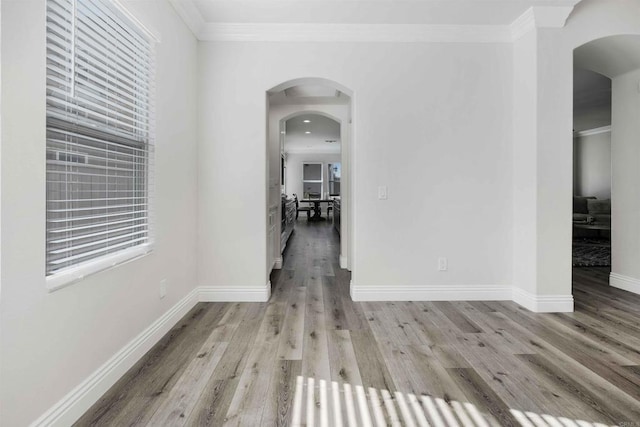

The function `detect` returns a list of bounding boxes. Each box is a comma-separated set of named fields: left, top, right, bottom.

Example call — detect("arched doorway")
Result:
left=572, top=35, right=640, bottom=297
left=265, top=78, right=354, bottom=294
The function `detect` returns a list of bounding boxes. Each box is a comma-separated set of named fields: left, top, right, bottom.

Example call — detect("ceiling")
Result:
left=169, top=0, right=581, bottom=41
left=573, top=68, right=611, bottom=132
left=269, top=84, right=350, bottom=106
left=284, top=114, right=341, bottom=154
left=191, top=0, right=572, bottom=25
left=573, top=35, right=640, bottom=131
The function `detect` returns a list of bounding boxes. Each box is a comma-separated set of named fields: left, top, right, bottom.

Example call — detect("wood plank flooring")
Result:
left=77, top=222, right=640, bottom=426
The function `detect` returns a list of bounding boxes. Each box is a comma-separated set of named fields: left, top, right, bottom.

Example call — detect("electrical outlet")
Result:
left=378, top=186, right=388, bottom=200
left=159, top=279, right=167, bottom=299
left=438, top=257, right=448, bottom=271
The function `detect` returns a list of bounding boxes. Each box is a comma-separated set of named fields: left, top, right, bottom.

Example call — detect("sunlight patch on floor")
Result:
left=290, top=376, right=615, bottom=427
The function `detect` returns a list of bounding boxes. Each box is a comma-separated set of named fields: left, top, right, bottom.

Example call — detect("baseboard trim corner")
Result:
left=30, top=288, right=200, bottom=427
left=350, top=282, right=512, bottom=302
left=512, top=287, right=574, bottom=313
left=610, top=272, right=640, bottom=295
left=274, top=257, right=283, bottom=269
left=198, top=283, right=271, bottom=302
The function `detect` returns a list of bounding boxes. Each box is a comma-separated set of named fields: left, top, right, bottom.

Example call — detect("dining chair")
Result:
left=293, top=194, right=312, bottom=220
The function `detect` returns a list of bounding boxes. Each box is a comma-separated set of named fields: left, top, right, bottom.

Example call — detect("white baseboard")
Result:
left=512, top=288, right=574, bottom=313
left=339, top=255, right=348, bottom=269
left=30, top=288, right=200, bottom=427
left=274, top=257, right=283, bottom=269
left=350, top=281, right=512, bottom=302
left=610, top=272, right=640, bottom=295
left=198, top=283, right=271, bottom=302
left=31, top=281, right=273, bottom=426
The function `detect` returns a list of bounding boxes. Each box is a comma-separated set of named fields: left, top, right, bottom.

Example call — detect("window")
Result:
left=46, top=0, right=155, bottom=288
left=328, top=163, right=340, bottom=196
left=302, top=163, right=323, bottom=198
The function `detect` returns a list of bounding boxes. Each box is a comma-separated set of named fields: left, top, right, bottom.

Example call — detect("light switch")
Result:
left=378, top=186, right=388, bottom=200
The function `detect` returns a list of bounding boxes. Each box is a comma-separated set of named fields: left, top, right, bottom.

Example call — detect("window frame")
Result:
left=302, top=162, right=323, bottom=198
left=45, top=0, right=158, bottom=291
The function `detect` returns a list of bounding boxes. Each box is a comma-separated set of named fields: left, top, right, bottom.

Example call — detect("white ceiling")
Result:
left=284, top=114, right=341, bottom=153
left=573, top=68, right=611, bottom=132
left=572, top=35, right=640, bottom=131
left=169, top=0, right=581, bottom=41
left=269, top=84, right=350, bottom=106
left=191, top=0, right=571, bottom=25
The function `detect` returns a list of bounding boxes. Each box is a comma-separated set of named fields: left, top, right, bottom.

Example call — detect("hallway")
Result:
left=77, top=223, right=640, bottom=426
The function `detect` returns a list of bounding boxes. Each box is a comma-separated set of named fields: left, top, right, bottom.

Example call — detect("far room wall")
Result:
left=197, top=41, right=514, bottom=291
left=573, top=68, right=611, bottom=200
left=573, top=130, right=611, bottom=200
left=285, top=152, right=342, bottom=202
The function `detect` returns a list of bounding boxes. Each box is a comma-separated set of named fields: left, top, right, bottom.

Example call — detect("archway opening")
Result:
left=572, top=34, right=640, bottom=297
left=265, top=78, right=354, bottom=297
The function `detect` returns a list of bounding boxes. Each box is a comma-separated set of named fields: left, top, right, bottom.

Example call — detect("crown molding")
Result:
left=510, top=7, right=537, bottom=40
left=511, top=5, right=577, bottom=40
left=167, top=0, right=205, bottom=36
left=168, top=0, right=577, bottom=43
left=198, top=23, right=512, bottom=43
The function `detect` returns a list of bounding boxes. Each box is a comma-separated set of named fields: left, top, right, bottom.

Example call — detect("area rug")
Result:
left=572, top=238, right=611, bottom=267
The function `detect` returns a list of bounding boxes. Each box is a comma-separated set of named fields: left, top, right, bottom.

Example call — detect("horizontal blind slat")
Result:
left=47, top=202, right=148, bottom=213
left=48, top=217, right=149, bottom=235
left=47, top=124, right=148, bottom=151
left=47, top=210, right=150, bottom=224
left=48, top=223, right=147, bottom=244
left=47, top=96, right=150, bottom=135
left=48, top=236, right=149, bottom=265
left=75, top=15, right=152, bottom=77
left=48, top=230, right=149, bottom=255
left=82, top=0, right=150, bottom=46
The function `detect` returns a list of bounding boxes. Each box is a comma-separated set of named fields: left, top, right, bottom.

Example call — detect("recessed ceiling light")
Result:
left=303, top=120, right=311, bottom=123
left=305, top=131, right=311, bottom=134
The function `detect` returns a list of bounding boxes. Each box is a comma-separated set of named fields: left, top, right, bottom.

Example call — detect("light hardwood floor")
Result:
left=77, top=222, right=640, bottom=426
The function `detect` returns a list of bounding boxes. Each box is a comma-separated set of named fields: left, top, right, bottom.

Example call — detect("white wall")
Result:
left=197, top=41, right=514, bottom=294
left=513, top=29, right=539, bottom=296
left=573, top=131, right=611, bottom=199
left=285, top=152, right=342, bottom=201
left=611, top=68, right=640, bottom=282
left=0, top=1, right=199, bottom=425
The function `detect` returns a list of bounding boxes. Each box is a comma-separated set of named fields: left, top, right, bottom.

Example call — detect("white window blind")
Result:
left=46, top=0, right=155, bottom=280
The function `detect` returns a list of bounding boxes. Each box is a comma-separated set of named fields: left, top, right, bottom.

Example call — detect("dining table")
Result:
left=299, top=199, right=333, bottom=221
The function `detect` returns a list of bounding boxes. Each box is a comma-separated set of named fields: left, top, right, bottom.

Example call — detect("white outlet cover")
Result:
left=378, top=186, right=388, bottom=200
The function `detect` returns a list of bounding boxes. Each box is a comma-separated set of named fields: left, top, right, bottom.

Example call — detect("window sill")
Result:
left=46, top=244, right=154, bottom=292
